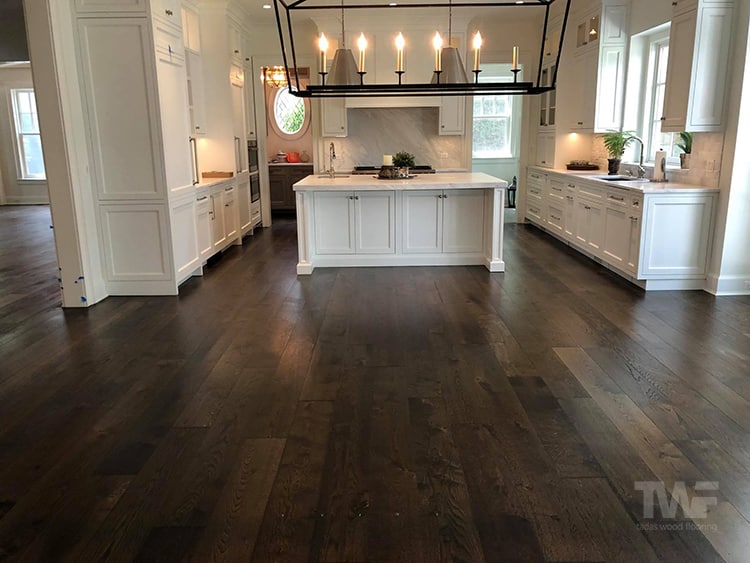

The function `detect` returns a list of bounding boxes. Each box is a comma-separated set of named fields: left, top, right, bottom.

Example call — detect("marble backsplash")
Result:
left=322, top=107, right=465, bottom=170
left=591, top=132, right=724, bottom=188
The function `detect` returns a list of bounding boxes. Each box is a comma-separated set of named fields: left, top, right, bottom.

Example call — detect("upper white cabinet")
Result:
left=661, top=0, right=735, bottom=132
left=575, top=10, right=600, bottom=52
left=321, top=98, right=348, bottom=137
left=181, top=6, right=201, bottom=52
left=538, top=61, right=557, bottom=129
left=185, top=51, right=207, bottom=135
left=439, top=96, right=465, bottom=135
left=228, top=20, right=243, bottom=63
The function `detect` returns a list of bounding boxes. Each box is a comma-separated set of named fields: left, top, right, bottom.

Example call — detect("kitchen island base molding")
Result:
left=293, top=174, right=507, bottom=275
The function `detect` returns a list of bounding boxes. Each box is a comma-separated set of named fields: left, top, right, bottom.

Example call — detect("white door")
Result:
left=402, top=190, right=443, bottom=254
left=196, top=195, right=212, bottom=259
left=321, top=98, right=347, bottom=137
left=231, top=83, right=246, bottom=172
left=574, top=198, right=592, bottom=247
left=439, top=96, right=465, bottom=135
left=627, top=213, right=641, bottom=275
left=442, top=189, right=485, bottom=253
left=237, top=174, right=251, bottom=232
left=170, top=196, right=199, bottom=280
left=661, top=9, right=697, bottom=132
left=602, top=205, right=630, bottom=268
left=355, top=192, right=396, bottom=254
left=313, top=192, right=355, bottom=254
left=587, top=200, right=605, bottom=255
left=563, top=188, right=575, bottom=240
left=210, top=191, right=226, bottom=249
left=223, top=186, right=239, bottom=242
left=186, top=51, right=207, bottom=135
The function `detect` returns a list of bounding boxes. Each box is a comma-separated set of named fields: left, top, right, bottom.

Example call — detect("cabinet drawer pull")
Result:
left=609, top=195, right=625, bottom=201
left=196, top=195, right=208, bottom=202
left=630, top=216, right=639, bottom=222
left=568, top=183, right=576, bottom=188
left=566, top=195, right=574, bottom=201
left=531, top=174, right=540, bottom=179
left=225, top=187, right=234, bottom=192
left=550, top=214, right=561, bottom=221
left=552, top=186, right=562, bottom=191
left=165, top=9, right=173, bottom=15
left=584, top=205, right=591, bottom=210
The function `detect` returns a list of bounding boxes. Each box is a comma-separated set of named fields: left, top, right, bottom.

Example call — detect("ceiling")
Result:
left=0, top=0, right=28, bottom=63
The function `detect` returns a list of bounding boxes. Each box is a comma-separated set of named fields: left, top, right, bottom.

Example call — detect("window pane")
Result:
left=273, top=89, right=305, bottom=135
left=21, top=134, right=46, bottom=178
left=472, top=117, right=510, bottom=158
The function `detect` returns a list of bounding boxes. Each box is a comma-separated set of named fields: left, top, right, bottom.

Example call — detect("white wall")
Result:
left=0, top=64, right=49, bottom=204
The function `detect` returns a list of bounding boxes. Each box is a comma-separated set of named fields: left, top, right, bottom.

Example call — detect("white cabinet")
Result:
left=403, top=189, right=484, bottom=254
left=231, top=78, right=247, bottom=171
left=538, top=61, right=557, bottom=129
left=570, top=49, right=597, bottom=131
left=181, top=6, right=200, bottom=52
left=563, top=184, right=576, bottom=240
left=228, top=21, right=243, bottom=63
left=210, top=190, right=226, bottom=250
left=403, top=190, right=442, bottom=254
left=536, top=131, right=555, bottom=168
left=575, top=10, right=600, bottom=52
left=313, top=191, right=395, bottom=255
left=602, top=191, right=640, bottom=272
left=170, top=193, right=200, bottom=282
left=545, top=177, right=566, bottom=236
left=223, top=185, right=239, bottom=242
left=237, top=172, right=251, bottom=234
left=525, top=171, right=546, bottom=225
left=185, top=51, right=207, bottom=135
left=574, top=197, right=605, bottom=255
left=151, top=0, right=181, bottom=29
left=439, top=96, right=465, bottom=135
left=196, top=194, right=212, bottom=260
left=662, top=0, right=734, bottom=132
left=595, top=45, right=627, bottom=131
left=321, top=98, right=347, bottom=137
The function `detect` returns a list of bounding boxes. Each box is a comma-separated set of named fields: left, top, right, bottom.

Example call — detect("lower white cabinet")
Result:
left=169, top=193, right=200, bottom=283
left=210, top=190, right=226, bottom=250
left=402, top=189, right=484, bottom=254
left=237, top=172, right=251, bottom=234
left=196, top=193, right=213, bottom=260
left=313, top=191, right=395, bottom=255
left=525, top=167, right=717, bottom=290
left=223, top=185, right=239, bottom=242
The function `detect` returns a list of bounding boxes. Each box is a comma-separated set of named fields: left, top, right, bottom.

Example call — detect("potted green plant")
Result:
left=600, top=130, right=636, bottom=175
left=393, top=151, right=415, bottom=178
left=677, top=131, right=693, bottom=169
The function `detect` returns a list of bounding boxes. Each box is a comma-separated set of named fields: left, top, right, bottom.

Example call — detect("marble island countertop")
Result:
left=531, top=167, right=719, bottom=194
left=294, top=172, right=507, bottom=191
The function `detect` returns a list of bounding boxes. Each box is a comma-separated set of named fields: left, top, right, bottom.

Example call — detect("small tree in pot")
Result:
left=677, top=131, right=693, bottom=169
left=600, top=130, right=636, bottom=175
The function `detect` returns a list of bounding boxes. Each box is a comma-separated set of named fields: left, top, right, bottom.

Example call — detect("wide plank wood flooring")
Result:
left=1, top=205, right=749, bottom=562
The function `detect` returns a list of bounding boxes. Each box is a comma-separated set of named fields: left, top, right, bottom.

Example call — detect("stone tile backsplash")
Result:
left=321, top=107, right=465, bottom=170
left=591, top=132, right=724, bottom=188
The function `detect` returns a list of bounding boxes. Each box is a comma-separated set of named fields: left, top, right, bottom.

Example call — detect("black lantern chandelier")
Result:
left=272, top=0, right=571, bottom=98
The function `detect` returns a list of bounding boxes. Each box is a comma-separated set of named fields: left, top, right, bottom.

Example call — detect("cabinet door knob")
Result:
left=165, top=9, right=173, bottom=15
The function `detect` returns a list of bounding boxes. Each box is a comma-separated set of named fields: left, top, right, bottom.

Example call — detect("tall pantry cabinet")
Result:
left=73, top=0, right=199, bottom=294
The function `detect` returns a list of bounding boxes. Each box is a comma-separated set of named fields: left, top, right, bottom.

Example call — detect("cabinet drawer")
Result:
left=606, top=188, right=629, bottom=207
left=577, top=182, right=605, bottom=200
left=547, top=204, right=564, bottom=233
left=527, top=184, right=544, bottom=201
left=526, top=202, right=545, bottom=223
left=548, top=178, right=565, bottom=201
left=527, top=171, right=546, bottom=190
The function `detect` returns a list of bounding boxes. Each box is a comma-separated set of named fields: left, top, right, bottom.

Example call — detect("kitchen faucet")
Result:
left=328, top=142, right=336, bottom=179
left=625, top=135, right=646, bottom=179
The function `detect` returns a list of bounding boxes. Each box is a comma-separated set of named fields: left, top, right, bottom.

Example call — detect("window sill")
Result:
left=17, top=178, right=47, bottom=184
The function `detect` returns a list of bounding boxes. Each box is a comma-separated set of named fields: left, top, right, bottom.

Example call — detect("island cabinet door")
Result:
left=313, top=192, right=356, bottom=254
left=402, top=190, right=443, bottom=254
left=355, top=192, right=396, bottom=254
left=442, top=189, right=485, bottom=253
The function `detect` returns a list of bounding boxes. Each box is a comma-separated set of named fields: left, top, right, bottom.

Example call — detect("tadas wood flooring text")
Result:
left=1, top=206, right=749, bottom=562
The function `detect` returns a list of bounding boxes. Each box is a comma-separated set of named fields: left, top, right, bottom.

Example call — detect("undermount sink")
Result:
left=594, top=175, right=648, bottom=182
left=316, top=174, right=351, bottom=178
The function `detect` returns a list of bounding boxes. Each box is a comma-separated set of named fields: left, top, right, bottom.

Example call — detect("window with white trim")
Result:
left=641, top=35, right=678, bottom=164
left=472, top=66, right=520, bottom=159
left=11, top=88, right=46, bottom=180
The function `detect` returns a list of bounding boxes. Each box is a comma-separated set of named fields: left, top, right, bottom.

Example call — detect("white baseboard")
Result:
left=705, top=273, right=750, bottom=296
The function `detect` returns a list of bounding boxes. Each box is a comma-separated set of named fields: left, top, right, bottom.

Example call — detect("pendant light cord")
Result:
left=448, top=0, right=452, bottom=45
left=341, top=0, right=346, bottom=46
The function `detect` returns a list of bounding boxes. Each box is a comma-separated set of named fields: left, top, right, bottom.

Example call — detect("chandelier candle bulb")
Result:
left=472, top=32, right=482, bottom=71
left=395, top=33, right=405, bottom=72
left=512, top=45, right=518, bottom=70
left=357, top=33, right=367, bottom=72
left=433, top=32, right=443, bottom=72
left=318, top=33, right=328, bottom=73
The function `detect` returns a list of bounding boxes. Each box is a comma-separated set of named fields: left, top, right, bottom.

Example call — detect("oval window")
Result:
left=273, top=88, right=306, bottom=135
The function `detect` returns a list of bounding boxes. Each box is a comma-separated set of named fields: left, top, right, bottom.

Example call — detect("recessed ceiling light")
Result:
left=263, top=4, right=271, bottom=8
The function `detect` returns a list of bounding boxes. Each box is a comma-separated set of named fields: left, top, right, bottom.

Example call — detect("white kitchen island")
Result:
left=293, top=173, right=508, bottom=275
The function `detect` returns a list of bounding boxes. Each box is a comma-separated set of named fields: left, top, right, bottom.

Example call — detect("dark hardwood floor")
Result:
left=1, top=205, right=749, bottom=562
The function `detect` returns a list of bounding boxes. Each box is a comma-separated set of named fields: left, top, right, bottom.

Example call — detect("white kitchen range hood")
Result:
left=273, top=0, right=571, bottom=98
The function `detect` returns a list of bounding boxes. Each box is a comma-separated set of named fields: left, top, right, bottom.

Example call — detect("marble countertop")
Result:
left=293, top=172, right=507, bottom=191
left=530, top=167, right=719, bottom=194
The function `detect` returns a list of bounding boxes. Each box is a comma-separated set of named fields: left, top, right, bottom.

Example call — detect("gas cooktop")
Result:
left=351, top=165, right=435, bottom=175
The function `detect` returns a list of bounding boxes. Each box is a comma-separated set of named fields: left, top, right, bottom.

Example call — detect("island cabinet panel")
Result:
left=402, top=191, right=443, bottom=254
left=355, top=192, right=396, bottom=254
left=313, top=192, right=356, bottom=254
left=195, top=194, right=212, bottom=260
left=443, top=189, right=485, bottom=253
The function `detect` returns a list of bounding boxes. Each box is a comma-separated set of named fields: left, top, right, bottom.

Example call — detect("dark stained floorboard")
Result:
left=0, top=206, right=749, bottom=561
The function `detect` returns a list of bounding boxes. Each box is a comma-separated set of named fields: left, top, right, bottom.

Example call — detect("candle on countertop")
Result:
left=383, top=154, right=393, bottom=166
left=318, top=33, right=328, bottom=73
left=433, top=32, right=443, bottom=72
left=512, top=45, right=519, bottom=70
left=357, top=33, right=367, bottom=73
left=395, top=33, right=405, bottom=72
left=472, top=31, right=482, bottom=71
